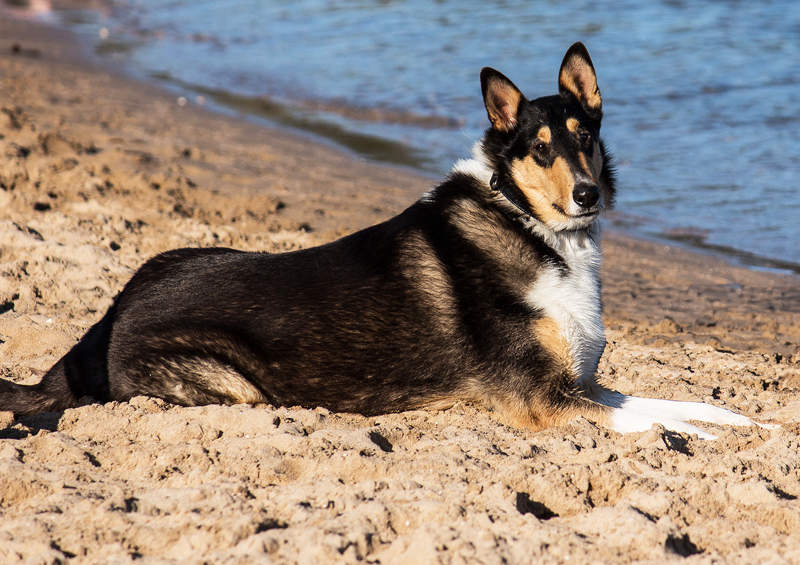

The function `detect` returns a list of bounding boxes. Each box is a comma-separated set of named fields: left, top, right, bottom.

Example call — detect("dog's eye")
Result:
left=578, top=130, right=592, bottom=145
left=532, top=141, right=548, bottom=155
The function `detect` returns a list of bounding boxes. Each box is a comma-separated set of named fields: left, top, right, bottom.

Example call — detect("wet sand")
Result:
left=1, top=14, right=799, bottom=564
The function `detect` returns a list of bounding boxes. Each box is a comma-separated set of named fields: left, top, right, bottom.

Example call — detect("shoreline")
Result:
left=10, top=2, right=798, bottom=276
left=1, top=12, right=799, bottom=564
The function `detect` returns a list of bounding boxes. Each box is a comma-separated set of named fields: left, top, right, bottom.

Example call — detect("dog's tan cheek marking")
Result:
left=510, top=156, right=574, bottom=220
left=510, top=157, right=560, bottom=223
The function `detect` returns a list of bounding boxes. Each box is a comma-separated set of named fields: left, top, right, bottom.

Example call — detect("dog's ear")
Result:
left=481, top=67, right=524, bottom=132
left=558, top=42, right=602, bottom=119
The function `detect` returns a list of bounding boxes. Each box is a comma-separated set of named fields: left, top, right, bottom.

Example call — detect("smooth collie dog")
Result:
left=2, top=43, right=767, bottom=439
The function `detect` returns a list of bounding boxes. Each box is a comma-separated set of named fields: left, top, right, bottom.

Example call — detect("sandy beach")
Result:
left=1, top=13, right=799, bottom=564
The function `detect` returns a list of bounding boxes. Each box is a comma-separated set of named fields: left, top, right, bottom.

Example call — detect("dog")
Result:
left=2, top=43, right=765, bottom=439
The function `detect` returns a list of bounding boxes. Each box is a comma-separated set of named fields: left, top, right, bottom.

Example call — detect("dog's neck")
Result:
left=489, top=171, right=535, bottom=220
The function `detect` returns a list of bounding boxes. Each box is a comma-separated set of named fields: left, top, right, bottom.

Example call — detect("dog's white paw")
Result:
left=610, top=408, right=718, bottom=440
left=593, top=389, right=771, bottom=440
left=756, top=421, right=781, bottom=430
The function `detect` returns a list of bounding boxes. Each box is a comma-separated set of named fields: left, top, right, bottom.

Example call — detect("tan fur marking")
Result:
left=493, top=392, right=612, bottom=432
left=157, top=357, right=267, bottom=404
left=537, top=126, right=552, bottom=143
left=485, top=78, right=522, bottom=132
left=534, top=317, right=572, bottom=367
left=566, top=117, right=580, bottom=132
left=587, top=90, right=602, bottom=110
left=559, top=61, right=602, bottom=111
left=577, top=153, right=590, bottom=176
left=510, top=156, right=574, bottom=222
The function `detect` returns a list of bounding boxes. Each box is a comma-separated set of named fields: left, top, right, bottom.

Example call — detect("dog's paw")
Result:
left=609, top=407, right=718, bottom=440
left=594, top=390, right=771, bottom=440
left=755, top=421, right=781, bottom=430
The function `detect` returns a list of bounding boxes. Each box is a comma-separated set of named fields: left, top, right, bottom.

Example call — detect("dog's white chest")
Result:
left=525, top=233, right=605, bottom=385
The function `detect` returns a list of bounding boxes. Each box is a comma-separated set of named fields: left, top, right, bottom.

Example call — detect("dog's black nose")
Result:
left=572, top=184, right=599, bottom=208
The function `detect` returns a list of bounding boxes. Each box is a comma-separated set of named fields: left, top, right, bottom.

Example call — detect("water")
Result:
left=14, top=0, right=800, bottom=272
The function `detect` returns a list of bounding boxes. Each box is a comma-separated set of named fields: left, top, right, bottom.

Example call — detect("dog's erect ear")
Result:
left=481, top=67, right=524, bottom=132
left=558, top=42, right=602, bottom=119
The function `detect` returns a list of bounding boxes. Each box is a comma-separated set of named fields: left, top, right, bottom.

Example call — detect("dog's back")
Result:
left=29, top=171, right=571, bottom=416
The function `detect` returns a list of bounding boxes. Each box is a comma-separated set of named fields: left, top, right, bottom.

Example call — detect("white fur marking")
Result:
left=451, top=158, right=493, bottom=186
left=611, top=410, right=717, bottom=440
left=590, top=388, right=768, bottom=440
left=421, top=143, right=493, bottom=203
left=525, top=229, right=605, bottom=386
left=450, top=142, right=493, bottom=186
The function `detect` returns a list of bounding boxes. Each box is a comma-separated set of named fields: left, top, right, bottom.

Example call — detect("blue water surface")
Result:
left=36, top=0, right=800, bottom=270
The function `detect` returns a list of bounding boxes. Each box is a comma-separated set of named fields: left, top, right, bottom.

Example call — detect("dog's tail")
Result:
left=0, top=305, right=116, bottom=417
left=0, top=360, right=78, bottom=416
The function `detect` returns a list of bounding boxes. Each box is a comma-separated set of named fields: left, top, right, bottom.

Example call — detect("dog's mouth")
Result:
left=552, top=203, right=601, bottom=219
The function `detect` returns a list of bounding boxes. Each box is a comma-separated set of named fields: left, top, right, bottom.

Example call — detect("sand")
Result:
left=1, top=13, right=799, bottom=564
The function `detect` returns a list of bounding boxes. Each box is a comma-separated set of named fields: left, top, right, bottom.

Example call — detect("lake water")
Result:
left=14, top=0, right=800, bottom=272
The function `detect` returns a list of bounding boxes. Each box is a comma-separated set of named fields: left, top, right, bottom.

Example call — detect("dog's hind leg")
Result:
left=114, top=354, right=267, bottom=407
left=105, top=328, right=270, bottom=407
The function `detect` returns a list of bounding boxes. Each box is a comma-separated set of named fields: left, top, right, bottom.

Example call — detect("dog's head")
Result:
left=480, top=42, right=615, bottom=231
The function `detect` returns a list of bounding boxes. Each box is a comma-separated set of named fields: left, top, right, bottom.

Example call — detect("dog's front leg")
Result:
left=493, top=368, right=615, bottom=433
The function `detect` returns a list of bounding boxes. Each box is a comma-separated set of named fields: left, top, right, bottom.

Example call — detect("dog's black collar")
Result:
left=490, top=172, right=534, bottom=219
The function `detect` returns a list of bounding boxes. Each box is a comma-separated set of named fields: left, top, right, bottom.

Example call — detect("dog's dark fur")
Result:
left=3, top=44, right=633, bottom=431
